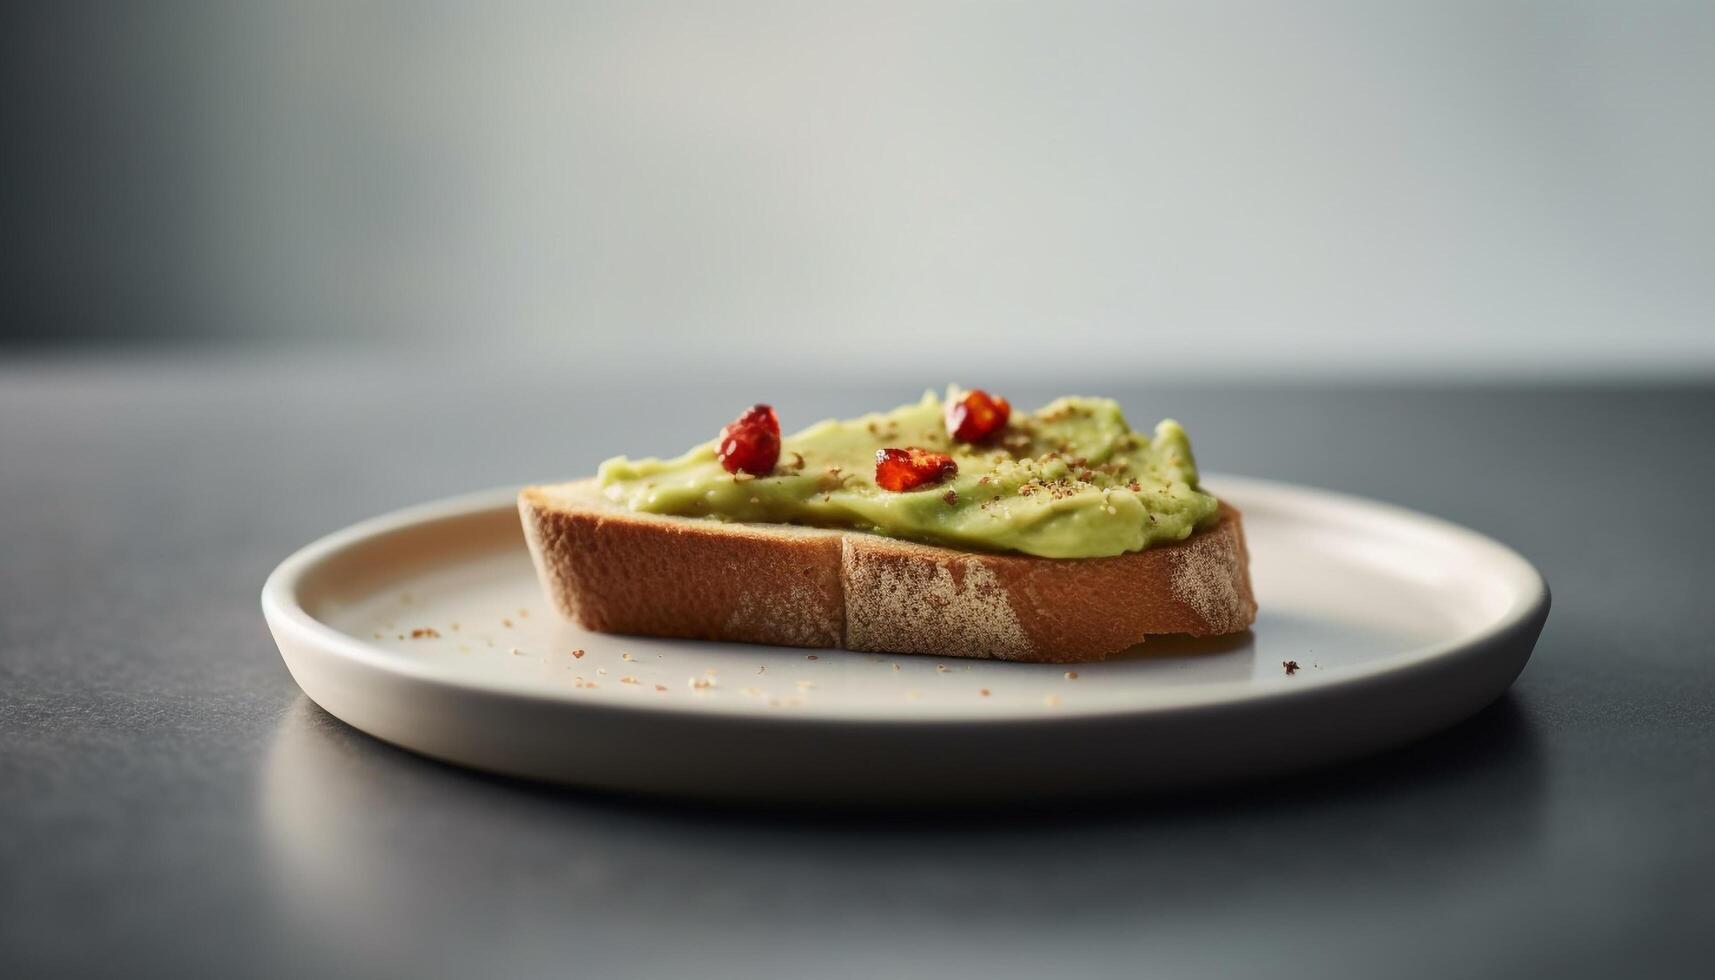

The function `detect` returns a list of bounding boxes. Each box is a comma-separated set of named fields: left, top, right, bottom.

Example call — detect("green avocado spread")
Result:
left=596, top=391, right=1221, bottom=559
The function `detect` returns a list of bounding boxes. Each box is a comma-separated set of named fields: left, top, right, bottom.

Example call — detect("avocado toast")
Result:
left=520, top=389, right=1255, bottom=662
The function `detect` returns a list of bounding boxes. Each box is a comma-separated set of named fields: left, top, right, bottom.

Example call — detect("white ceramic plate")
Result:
left=262, top=477, right=1548, bottom=803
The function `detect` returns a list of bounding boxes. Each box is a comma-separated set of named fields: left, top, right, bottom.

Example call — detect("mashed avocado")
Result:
left=596, top=391, right=1221, bottom=559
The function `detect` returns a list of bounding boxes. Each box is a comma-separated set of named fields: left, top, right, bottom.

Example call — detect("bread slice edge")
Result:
left=519, top=479, right=1256, bottom=663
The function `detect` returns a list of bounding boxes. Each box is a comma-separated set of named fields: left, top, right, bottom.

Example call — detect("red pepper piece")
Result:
left=945, top=388, right=1011, bottom=443
left=716, top=404, right=781, bottom=476
left=875, top=447, right=958, bottom=491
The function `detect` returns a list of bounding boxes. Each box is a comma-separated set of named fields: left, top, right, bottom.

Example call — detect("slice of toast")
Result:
left=519, top=479, right=1255, bottom=663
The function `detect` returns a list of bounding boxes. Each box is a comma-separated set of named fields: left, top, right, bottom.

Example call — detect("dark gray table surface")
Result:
left=2, top=354, right=1712, bottom=979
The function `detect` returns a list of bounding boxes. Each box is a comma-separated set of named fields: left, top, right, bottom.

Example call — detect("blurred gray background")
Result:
left=4, top=0, right=1713, bottom=378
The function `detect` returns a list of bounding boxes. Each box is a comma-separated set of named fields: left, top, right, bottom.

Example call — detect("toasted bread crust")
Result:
left=520, top=480, right=1255, bottom=663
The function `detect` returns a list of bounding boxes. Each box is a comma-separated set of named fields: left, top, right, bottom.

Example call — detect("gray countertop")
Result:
left=2, top=355, right=1711, bottom=979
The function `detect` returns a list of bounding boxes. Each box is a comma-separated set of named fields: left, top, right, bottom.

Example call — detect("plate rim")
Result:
left=261, top=475, right=1550, bottom=728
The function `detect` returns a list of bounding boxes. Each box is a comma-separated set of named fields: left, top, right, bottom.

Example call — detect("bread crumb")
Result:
left=501, top=618, right=514, bottom=629
left=795, top=680, right=815, bottom=690
left=935, top=663, right=949, bottom=672
left=596, top=667, right=608, bottom=676
left=621, top=651, right=634, bottom=661
left=1283, top=660, right=1300, bottom=675
left=806, top=654, right=819, bottom=660
left=1064, top=670, right=1079, bottom=680
left=979, top=688, right=991, bottom=697
left=892, top=663, right=901, bottom=672
left=1043, top=694, right=1061, bottom=707
left=655, top=684, right=668, bottom=692
left=517, top=608, right=529, bottom=618
left=449, top=622, right=460, bottom=632
left=571, top=649, right=585, bottom=659
left=689, top=677, right=715, bottom=691
left=510, top=647, right=522, bottom=656
left=620, top=676, right=639, bottom=685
